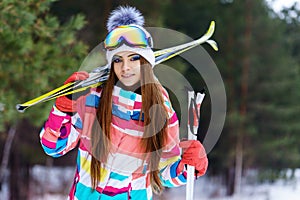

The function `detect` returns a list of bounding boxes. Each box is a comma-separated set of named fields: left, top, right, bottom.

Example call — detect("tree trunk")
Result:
left=9, top=148, right=20, bottom=200
left=234, top=134, right=243, bottom=195
left=226, top=166, right=235, bottom=196
left=234, top=0, right=252, bottom=196
left=225, top=10, right=236, bottom=197
left=9, top=122, right=32, bottom=200
left=0, top=124, right=17, bottom=193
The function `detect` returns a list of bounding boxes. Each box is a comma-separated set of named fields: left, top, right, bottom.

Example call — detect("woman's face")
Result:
left=113, top=51, right=141, bottom=87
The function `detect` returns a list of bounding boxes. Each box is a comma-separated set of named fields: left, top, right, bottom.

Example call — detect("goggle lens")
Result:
left=104, top=25, right=152, bottom=50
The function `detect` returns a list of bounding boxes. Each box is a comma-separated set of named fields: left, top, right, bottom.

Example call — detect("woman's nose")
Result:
left=121, top=60, right=130, bottom=71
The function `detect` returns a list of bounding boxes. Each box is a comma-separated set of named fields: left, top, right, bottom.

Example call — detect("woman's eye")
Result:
left=130, top=55, right=141, bottom=61
left=113, top=58, right=122, bottom=63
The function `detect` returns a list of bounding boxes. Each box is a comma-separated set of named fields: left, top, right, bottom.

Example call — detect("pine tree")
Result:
left=0, top=0, right=88, bottom=198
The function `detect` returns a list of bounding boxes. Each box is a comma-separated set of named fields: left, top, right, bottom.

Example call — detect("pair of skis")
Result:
left=16, top=21, right=217, bottom=113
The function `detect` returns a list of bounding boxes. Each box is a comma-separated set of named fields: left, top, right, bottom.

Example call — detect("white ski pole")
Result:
left=186, top=90, right=205, bottom=200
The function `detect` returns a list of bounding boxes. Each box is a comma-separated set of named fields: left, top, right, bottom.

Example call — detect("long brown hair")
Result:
left=91, top=57, right=168, bottom=193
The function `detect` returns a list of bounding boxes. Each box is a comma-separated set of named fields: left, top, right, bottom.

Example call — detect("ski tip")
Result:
left=206, top=40, right=219, bottom=51
left=209, top=21, right=215, bottom=31
left=212, top=44, right=219, bottom=51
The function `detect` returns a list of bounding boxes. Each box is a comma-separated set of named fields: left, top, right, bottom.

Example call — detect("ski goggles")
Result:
left=104, top=25, right=153, bottom=50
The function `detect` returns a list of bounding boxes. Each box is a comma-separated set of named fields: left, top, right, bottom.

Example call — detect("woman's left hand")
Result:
left=177, top=140, right=208, bottom=177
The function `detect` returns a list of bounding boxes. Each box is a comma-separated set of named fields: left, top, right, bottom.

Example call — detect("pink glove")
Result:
left=55, top=71, right=89, bottom=113
left=177, top=140, right=208, bottom=177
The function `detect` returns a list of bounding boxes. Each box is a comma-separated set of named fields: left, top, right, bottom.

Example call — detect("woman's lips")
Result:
left=122, top=74, right=134, bottom=78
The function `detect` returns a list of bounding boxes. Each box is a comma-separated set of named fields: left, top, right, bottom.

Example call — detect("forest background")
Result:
left=0, top=0, right=300, bottom=199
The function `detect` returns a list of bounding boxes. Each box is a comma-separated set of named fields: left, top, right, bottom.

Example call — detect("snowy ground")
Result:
left=1, top=166, right=300, bottom=200
left=159, top=177, right=300, bottom=200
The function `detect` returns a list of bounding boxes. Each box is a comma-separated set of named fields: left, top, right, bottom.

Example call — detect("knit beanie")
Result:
left=104, top=6, right=155, bottom=67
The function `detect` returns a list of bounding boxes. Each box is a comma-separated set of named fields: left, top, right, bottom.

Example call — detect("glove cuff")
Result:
left=55, top=96, right=76, bottom=113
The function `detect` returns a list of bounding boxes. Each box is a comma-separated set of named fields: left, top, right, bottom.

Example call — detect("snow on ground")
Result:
left=158, top=174, right=300, bottom=200
left=1, top=166, right=300, bottom=199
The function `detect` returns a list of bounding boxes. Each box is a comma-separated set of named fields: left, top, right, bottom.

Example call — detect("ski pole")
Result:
left=186, top=91, right=205, bottom=200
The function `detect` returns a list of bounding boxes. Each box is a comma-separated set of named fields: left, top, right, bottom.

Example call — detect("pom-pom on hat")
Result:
left=106, top=6, right=144, bottom=32
left=104, top=6, right=155, bottom=67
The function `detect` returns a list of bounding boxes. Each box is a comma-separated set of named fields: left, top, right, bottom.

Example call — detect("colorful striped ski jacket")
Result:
left=40, top=85, right=187, bottom=200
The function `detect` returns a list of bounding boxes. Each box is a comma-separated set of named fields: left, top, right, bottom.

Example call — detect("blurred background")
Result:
left=1, top=0, right=300, bottom=199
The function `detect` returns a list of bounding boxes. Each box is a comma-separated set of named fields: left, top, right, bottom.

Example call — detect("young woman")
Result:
left=39, top=6, right=208, bottom=200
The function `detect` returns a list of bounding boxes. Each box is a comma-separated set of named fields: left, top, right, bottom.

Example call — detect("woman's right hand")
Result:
left=55, top=71, right=89, bottom=113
